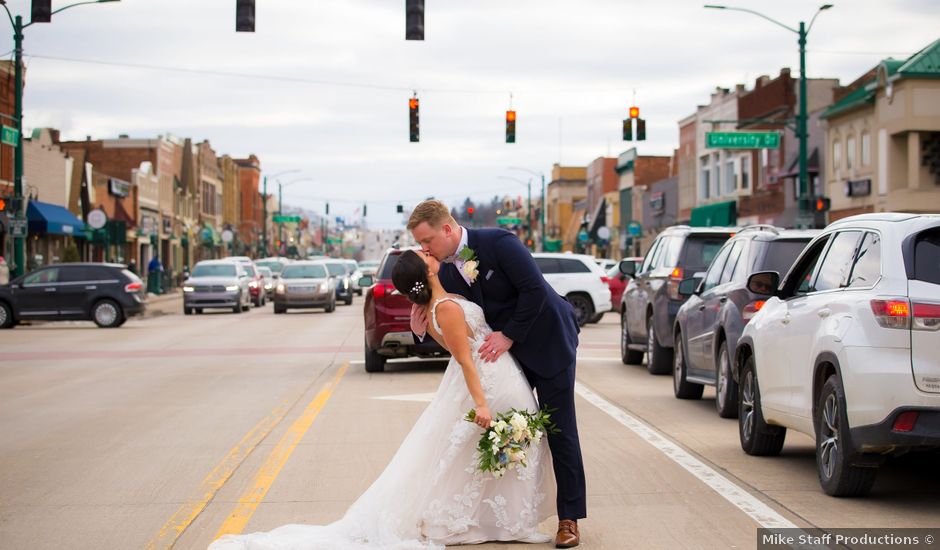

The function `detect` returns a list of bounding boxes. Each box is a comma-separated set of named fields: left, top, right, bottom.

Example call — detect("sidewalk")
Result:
left=144, top=290, right=182, bottom=317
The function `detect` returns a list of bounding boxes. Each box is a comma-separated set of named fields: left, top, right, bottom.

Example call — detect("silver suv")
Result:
left=182, top=260, right=252, bottom=315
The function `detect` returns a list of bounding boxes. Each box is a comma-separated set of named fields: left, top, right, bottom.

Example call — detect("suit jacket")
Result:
left=439, top=228, right=579, bottom=379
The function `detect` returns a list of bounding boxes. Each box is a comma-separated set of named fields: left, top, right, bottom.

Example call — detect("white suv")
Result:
left=533, top=253, right=612, bottom=326
left=734, top=213, right=940, bottom=497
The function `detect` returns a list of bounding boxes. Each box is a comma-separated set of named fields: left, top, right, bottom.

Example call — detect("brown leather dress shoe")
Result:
left=555, top=519, right=580, bottom=548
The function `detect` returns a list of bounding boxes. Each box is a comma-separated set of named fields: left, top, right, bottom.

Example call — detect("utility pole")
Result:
left=261, top=176, right=268, bottom=256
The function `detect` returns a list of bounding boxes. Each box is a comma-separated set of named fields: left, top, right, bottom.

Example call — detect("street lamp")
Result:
left=704, top=3, right=833, bottom=229
left=508, top=166, right=546, bottom=251
left=276, top=177, right=313, bottom=249
left=1, top=0, right=120, bottom=277
left=497, top=175, right=533, bottom=249
left=261, top=169, right=300, bottom=256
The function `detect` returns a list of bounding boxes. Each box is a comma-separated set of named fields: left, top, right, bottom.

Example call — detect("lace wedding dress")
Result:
left=210, top=297, right=555, bottom=549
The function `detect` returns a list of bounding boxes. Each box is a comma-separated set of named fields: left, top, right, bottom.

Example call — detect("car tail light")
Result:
left=742, top=300, right=766, bottom=322
left=667, top=267, right=683, bottom=300
left=373, top=283, right=392, bottom=299
left=870, top=298, right=911, bottom=329
left=912, top=302, right=940, bottom=331
left=892, top=411, right=918, bottom=432
left=125, top=282, right=143, bottom=293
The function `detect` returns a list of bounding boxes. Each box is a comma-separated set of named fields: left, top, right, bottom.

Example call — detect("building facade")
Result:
left=545, top=164, right=587, bottom=253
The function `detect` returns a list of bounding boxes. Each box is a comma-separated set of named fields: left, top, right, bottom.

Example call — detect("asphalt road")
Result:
left=1, top=296, right=937, bottom=550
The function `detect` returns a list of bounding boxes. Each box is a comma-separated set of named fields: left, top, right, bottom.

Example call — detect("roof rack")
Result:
left=738, top=224, right=780, bottom=235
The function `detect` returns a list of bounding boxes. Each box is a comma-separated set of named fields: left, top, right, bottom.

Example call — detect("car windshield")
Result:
left=255, top=261, right=284, bottom=273
left=344, top=261, right=359, bottom=270
left=682, top=236, right=732, bottom=273
left=282, top=264, right=328, bottom=279
left=760, top=239, right=811, bottom=278
left=243, top=265, right=256, bottom=277
left=360, top=261, right=378, bottom=268
left=257, top=267, right=273, bottom=277
left=326, top=263, right=347, bottom=276
left=191, top=264, right=236, bottom=277
left=378, top=254, right=400, bottom=279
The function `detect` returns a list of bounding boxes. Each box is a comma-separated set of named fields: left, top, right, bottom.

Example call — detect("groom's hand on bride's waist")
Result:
left=410, top=303, right=428, bottom=339
left=479, top=332, right=513, bottom=363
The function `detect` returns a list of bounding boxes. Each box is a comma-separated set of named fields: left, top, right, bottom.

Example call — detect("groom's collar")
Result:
left=446, top=225, right=470, bottom=263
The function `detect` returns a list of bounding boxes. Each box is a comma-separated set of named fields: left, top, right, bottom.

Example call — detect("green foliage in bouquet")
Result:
left=464, top=406, right=560, bottom=478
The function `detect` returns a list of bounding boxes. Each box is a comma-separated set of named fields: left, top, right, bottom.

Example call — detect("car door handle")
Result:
left=698, top=304, right=706, bottom=311
left=781, top=314, right=791, bottom=325
left=719, top=296, right=728, bottom=303
left=818, top=308, right=831, bottom=318
left=85, top=285, right=97, bottom=290
left=44, top=287, right=57, bottom=293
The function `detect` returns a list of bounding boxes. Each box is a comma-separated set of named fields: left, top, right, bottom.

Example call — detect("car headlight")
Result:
left=264, top=283, right=273, bottom=290
left=319, top=282, right=329, bottom=293
left=276, top=284, right=286, bottom=294
left=183, top=286, right=195, bottom=293
left=225, top=285, right=239, bottom=292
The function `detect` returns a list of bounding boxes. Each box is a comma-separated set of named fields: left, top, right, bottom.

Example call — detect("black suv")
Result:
left=0, top=263, right=146, bottom=328
left=672, top=226, right=818, bottom=417
left=619, top=225, right=736, bottom=374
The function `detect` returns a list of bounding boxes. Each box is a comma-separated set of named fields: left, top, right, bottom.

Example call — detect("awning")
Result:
left=690, top=200, right=737, bottom=227
left=27, top=200, right=86, bottom=236
left=587, top=198, right=607, bottom=240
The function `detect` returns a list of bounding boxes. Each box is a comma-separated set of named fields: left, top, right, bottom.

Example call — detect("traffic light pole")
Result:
left=261, top=176, right=268, bottom=255
left=11, top=14, right=24, bottom=278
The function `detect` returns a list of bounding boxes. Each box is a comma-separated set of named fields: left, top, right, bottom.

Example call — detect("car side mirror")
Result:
left=619, top=259, right=636, bottom=277
left=358, top=275, right=374, bottom=287
left=747, top=271, right=779, bottom=296
left=678, top=274, right=705, bottom=297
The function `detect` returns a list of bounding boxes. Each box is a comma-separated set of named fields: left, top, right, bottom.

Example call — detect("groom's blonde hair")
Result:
left=407, top=200, right=456, bottom=230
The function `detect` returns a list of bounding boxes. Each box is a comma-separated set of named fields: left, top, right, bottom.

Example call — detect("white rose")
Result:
left=462, top=259, right=479, bottom=282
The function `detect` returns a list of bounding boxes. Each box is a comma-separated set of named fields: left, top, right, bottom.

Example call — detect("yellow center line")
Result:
left=144, top=398, right=294, bottom=550
left=213, top=362, right=349, bottom=540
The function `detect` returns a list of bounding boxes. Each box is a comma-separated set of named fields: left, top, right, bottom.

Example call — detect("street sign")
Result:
left=627, top=221, right=642, bottom=236
left=87, top=209, right=107, bottom=229
left=326, top=237, right=342, bottom=244
left=10, top=218, right=27, bottom=237
left=221, top=229, right=234, bottom=243
left=273, top=215, right=301, bottom=223
left=496, top=217, right=522, bottom=225
left=1, top=125, right=19, bottom=146
left=706, top=131, right=780, bottom=149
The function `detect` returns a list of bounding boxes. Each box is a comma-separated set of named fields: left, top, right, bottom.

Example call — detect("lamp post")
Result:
left=704, top=3, right=832, bottom=229
left=1, top=0, right=120, bottom=277
left=260, top=169, right=299, bottom=256
left=276, top=177, right=313, bottom=251
left=508, top=166, right=546, bottom=251
left=497, top=175, right=533, bottom=249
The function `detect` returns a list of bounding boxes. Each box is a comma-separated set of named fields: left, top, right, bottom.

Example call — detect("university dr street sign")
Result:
left=706, top=131, right=780, bottom=149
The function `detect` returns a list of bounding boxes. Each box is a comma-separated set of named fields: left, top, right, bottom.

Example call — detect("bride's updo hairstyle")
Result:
left=392, top=250, right=432, bottom=305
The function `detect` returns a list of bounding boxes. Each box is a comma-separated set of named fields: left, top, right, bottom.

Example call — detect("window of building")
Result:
left=832, top=140, right=842, bottom=173
left=725, top=157, right=736, bottom=195
left=712, top=153, right=721, bottom=198
left=846, top=135, right=856, bottom=170
left=700, top=157, right=710, bottom=200
left=741, top=156, right=750, bottom=189
left=861, top=132, right=871, bottom=166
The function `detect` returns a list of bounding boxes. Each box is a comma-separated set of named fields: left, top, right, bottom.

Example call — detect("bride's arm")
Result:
left=435, top=300, right=492, bottom=428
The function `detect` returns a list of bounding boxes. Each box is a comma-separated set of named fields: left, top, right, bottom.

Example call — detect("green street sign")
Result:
left=273, top=215, right=301, bottom=223
left=326, top=237, right=342, bottom=244
left=497, top=217, right=522, bottom=225
left=706, top=131, right=780, bottom=149
left=1, top=125, right=19, bottom=146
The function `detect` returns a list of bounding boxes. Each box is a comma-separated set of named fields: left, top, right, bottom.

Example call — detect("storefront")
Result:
left=689, top=200, right=737, bottom=227
left=25, top=200, right=87, bottom=268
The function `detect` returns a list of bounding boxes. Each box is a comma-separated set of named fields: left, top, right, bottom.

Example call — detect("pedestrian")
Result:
left=147, top=255, right=164, bottom=294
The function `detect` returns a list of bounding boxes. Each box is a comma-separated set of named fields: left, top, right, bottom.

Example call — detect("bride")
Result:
left=210, top=249, right=555, bottom=549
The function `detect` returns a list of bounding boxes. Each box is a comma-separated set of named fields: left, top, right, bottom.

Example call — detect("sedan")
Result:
left=273, top=261, right=336, bottom=314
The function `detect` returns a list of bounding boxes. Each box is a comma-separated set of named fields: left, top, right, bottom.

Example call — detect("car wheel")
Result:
left=92, top=299, right=123, bottom=328
left=0, top=301, right=15, bottom=329
left=184, top=307, right=192, bottom=315
left=567, top=294, right=593, bottom=326
left=646, top=316, right=672, bottom=375
left=195, top=308, right=203, bottom=314
left=364, top=337, right=386, bottom=373
left=738, top=355, right=786, bottom=456
left=816, top=374, right=878, bottom=497
left=344, top=293, right=353, bottom=306
left=673, top=331, right=704, bottom=399
left=621, top=313, right=644, bottom=365
left=716, top=340, right=739, bottom=418
left=274, top=305, right=285, bottom=314
left=588, top=312, right=604, bottom=324
left=326, top=298, right=336, bottom=313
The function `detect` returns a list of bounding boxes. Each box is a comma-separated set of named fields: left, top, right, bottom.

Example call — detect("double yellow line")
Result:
left=146, top=362, right=349, bottom=549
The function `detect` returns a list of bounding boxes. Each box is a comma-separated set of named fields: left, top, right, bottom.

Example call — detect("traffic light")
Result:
left=363, top=203, right=367, bottom=217
left=636, top=118, right=647, bottom=141
left=396, top=204, right=404, bottom=213
left=629, top=106, right=640, bottom=119
left=325, top=202, right=330, bottom=215
left=31, top=0, right=51, bottom=23
left=814, top=197, right=831, bottom=212
left=0, top=197, right=5, bottom=212
left=236, top=0, right=255, bottom=32
left=506, top=110, right=516, bottom=143
left=406, top=0, right=424, bottom=40
left=622, top=118, right=633, bottom=141
left=409, top=96, right=420, bottom=142
left=467, top=207, right=474, bottom=220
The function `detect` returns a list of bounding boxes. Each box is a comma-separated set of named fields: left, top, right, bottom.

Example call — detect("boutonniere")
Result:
left=458, top=246, right=480, bottom=283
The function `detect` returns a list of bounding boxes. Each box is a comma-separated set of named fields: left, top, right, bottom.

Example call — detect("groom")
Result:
left=408, top=200, right=586, bottom=548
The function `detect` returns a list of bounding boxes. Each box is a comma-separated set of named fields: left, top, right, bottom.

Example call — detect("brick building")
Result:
left=545, top=164, right=587, bottom=253
left=235, top=155, right=262, bottom=255
left=615, top=147, right=672, bottom=256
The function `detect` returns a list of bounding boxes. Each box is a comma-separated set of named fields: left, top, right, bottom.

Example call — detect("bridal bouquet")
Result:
left=464, top=406, right=559, bottom=479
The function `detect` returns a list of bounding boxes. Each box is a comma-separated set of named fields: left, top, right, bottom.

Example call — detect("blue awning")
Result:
left=27, top=200, right=86, bottom=236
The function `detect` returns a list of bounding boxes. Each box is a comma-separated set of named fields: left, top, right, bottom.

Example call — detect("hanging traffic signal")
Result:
left=636, top=118, right=647, bottom=141
left=363, top=203, right=367, bottom=217
left=506, top=110, right=516, bottom=143
left=31, top=0, right=52, bottom=23
left=236, top=0, right=255, bottom=32
left=406, top=0, right=424, bottom=40
left=629, top=106, right=640, bottom=119
left=409, top=96, right=420, bottom=142
left=325, top=202, right=330, bottom=215
left=622, top=119, right=633, bottom=141
left=396, top=204, right=404, bottom=213
left=467, top=207, right=475, bottom=219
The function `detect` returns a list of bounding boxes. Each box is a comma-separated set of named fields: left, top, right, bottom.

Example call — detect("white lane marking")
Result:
left=373, top=392, right=436, bottom=403
left=575, top=381, right=798, bottom=530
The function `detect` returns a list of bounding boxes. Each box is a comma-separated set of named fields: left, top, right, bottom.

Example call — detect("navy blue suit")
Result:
left=439, top=227, right=587, bottom=520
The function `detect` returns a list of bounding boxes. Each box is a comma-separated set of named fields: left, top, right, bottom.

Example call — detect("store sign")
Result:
left=649, top=191, right=665, bottom=213
left=845, top=179, right=872, bottom=197
left=109, top=177, right=132, bottom=198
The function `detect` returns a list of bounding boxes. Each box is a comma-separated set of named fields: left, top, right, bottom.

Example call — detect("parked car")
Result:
left=358, top=260, right=380, bottom=278
left=324, top=260, right=354, bottom=305
left=232, top=260, right=265, bottom=307
left=273, top=261, right=336, bottom=314
left=360, top=247, right=449, bottom=372
left=672, top=226, right=818, bottom=417
left=620, top=225, right=737, bottom=374
left=0, top=262, right=145, bottom=328
left=254, top=257, right=291, bottom=287
left=532, top=252, right=612, bottom=326
left=257, top=266, right=275, bottom=299
left=733, top=213, right=940, bottom=497
left=344, top=259, right=364, bottom=296
left=606, top=257, right=643, bottom=311
left=182, top=260, right=252, bottom=314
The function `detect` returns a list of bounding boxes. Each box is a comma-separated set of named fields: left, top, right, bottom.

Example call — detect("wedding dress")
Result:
left=210, top=297, right=555, bottom=549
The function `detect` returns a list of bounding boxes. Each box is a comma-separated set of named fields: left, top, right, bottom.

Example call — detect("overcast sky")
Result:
left=6, top=0, right=938, bottom=228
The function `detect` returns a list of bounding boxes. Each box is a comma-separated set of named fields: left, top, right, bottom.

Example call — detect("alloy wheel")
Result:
left=647, top=323, right=656, bottom=367
left=819, top=393, right=840, bottom=481
left=95, top=302, right=118, bottom=327
left=717, top=346, right=730, bottom=412
left=741, top=370, right=755, bottom=442
left=673, top=338, right=683, bottom=393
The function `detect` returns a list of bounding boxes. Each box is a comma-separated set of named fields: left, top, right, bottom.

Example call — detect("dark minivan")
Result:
left=0, top=263, right=146, bottom=328
left=672, top=226, right=819, bottom=417
left=620, top=225, right=737, bottom=375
